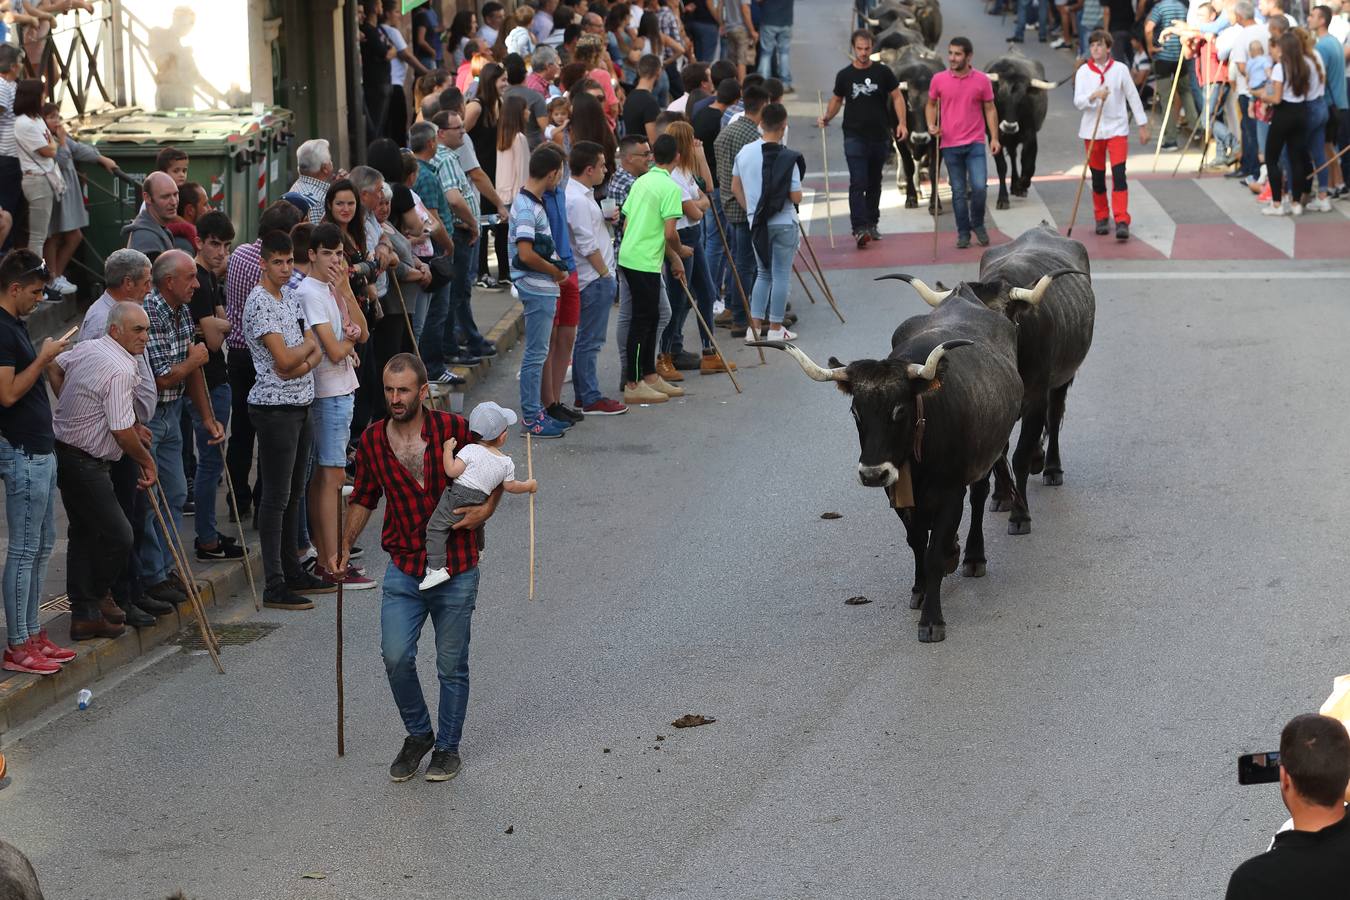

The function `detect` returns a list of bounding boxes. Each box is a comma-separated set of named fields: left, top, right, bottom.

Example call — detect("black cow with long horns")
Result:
left=751, top=281, right=1021, bottom=643
left=893, top=233, right=1092, bottom=535
left=985, top=51, right=1058, bottom=209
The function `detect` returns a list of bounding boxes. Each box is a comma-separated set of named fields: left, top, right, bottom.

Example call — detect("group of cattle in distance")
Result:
left=752, top=225, right=1094, bottom=643
left=860, top=0, right=1059, bottom=214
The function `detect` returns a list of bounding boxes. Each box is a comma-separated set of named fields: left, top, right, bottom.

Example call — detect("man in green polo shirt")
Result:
left=617, top=134, right=691, bottom=406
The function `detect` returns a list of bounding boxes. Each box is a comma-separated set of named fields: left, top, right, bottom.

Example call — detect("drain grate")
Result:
left=177, top=621, right=282, bottom=652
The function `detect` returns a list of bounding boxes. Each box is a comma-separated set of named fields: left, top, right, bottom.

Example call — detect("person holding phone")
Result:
left=1226, top=713, right=1350, bottom=898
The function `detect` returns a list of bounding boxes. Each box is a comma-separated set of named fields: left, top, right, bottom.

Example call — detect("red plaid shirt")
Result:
left=351, top=410, right=480, bottom=577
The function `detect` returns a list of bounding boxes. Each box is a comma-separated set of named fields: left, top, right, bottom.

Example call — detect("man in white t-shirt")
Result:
left=297, top=223, right=372, bottom=590
left=1228, top=0, right=1272, bottom=180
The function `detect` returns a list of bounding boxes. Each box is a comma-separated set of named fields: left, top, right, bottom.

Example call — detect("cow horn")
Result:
left=906, top=340, right=974, bottom=381
left=986, top=72, right=1000, bottom=82
left=1030, top=78, right=1058, bottom=90
left=1007, top=268, right=1088, bottom=305
left=865, top=15, right=880, bottom=25
left=897, top=80, right=909, bottom=91
left=748, top=340, right=848, bottom=382
left=875, top=273, right=953, bottom=307
left=869, top=51, right=882, bottom=61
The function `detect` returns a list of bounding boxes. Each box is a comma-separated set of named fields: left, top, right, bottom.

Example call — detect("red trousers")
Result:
left=1086, top=135, right=1130, bottom=224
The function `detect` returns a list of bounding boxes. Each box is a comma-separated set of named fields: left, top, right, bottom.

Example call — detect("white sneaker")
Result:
left=744, top=324, right=760, bottom=345
left=1050, top=38, right=1068, bottom=48
left=50, top=275, right=77, bottom=295
left=712, top=299, right=726, bottom=315
left=419, top=567, right=451, bottom=591
left=1291, top=202, right=1304, bottom=216
left=767, top=326, right=798, bottom=342
left=1306, top=196, right=1332, bottom=213
left=1258, top=164, right=1268, bottom=184
left=1261, top=200, right=1290, bottom=216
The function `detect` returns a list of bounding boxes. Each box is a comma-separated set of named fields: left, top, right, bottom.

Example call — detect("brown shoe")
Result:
left=655, top=353, right=684, bottom=382
left=713, top=310, right=734, bottom=328
left=700, top=352, right=738, bottom=374
left=100, top=593, right=126, bottom=625
left=70, top=616, right=126, bottom=641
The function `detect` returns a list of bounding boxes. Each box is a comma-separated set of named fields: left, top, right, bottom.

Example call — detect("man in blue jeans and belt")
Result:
left=818, top=29, right=909, bottom=249
left=341, top=354, right=501, bottom=783
left=926, top=36, right=1000, bottom=249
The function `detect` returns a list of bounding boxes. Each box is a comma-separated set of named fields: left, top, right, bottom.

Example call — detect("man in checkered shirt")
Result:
left=141, top=250, right=225, bottom=601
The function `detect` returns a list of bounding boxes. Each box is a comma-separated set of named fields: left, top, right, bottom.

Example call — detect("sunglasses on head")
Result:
left=20, top=262, right=50, bottom=282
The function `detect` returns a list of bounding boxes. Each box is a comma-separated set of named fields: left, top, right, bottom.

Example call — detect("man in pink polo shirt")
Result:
left=926, top=37, right=1001, bottom=249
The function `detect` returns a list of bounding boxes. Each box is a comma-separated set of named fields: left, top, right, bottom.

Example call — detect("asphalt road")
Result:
left=4, top=4, right=1346, bottom=899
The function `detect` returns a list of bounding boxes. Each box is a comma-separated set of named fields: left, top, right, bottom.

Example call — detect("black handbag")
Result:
left=421, top=254, right=454, bottom=291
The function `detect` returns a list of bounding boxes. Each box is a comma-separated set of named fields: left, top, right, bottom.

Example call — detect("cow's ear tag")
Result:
left=887, top=462, right=915, bottom=509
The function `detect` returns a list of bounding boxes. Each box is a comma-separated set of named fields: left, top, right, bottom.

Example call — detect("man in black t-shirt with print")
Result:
left=818, top=29, right=910, bottom=249
left=1226, top=713, right=1350, bottom=899
left=188, top=211, right=243, bottom=563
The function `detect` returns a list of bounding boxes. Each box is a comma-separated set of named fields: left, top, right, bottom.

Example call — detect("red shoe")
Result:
left=320, top=565, right=378, bottom=591
left=3, top=640, right=63, bottom=675
left=34, top=629, right=76, bottom=663
left=1256, top=184, right=1272, bottom=203
left=581, top=397, right=628, bottom=416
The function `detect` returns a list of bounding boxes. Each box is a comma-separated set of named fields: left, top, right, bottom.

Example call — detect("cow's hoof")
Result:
left=1043, top=470, right=1063, bottom=486
left=989, top=496, right=1013, bottom=512
left=917, top=623, right=946, bottom=643
left=1012, top=188, right=1029, bottom=198
left=1008, top=519, right=1031, bottom=536
left=909, top=590, right=924, bottom=610
left=905, top=195, right=919, bottom=209
left=960, top=560, right=986, bottom=578
left=996, top=197, right=1010, bottom=210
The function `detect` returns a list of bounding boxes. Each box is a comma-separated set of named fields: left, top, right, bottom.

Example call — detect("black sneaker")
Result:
left=1094, top=219, right=1110, bottom=235
left=349, top=545, right=365, bottom=560
left=287, top=572, right=338, bottom=595
left=183, top=498, right=195, bottom=516
left=471, top=341, right=498, bottom=358
left=1115, top=221, right=1130, bottom=241
left=955, top=234, right=971, bottom=249
left=973, top=227, right=990, bottom=246
left=855, top=230, right=870, bottom=249
left=425, top=749, right=462, bottom=782
left=446, top=352, right=483, bottom=366
left=390, top=733, right=436, bottom=782
left=434, top=370, right=468, bottom=386
left=146, top=579, right=187, bottom=605
left=262, top=590, right=315, bottom=611
left=546, top=402, right=584, bottom=424
left=670, top=350, right=702, bottom=371
left=196, top=540, right=245, bottom=561
left=867, top=226, right=882, bottom=242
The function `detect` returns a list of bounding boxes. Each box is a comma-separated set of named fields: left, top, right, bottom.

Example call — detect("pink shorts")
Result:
left=554, top=270, right=580, bottom=327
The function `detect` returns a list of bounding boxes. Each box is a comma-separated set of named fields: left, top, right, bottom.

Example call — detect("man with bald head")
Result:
left=140, top=249, right=224, bottom=604
left=53, top=300, right=159, bottom=641
left=123, top=171, right=179, bottom=257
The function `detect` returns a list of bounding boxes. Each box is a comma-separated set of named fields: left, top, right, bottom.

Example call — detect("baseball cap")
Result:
left=468, top=401, right=518, bottom=441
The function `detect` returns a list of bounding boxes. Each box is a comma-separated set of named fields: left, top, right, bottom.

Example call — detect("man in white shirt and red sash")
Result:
left=1073, top=30, right=1151, bottom=241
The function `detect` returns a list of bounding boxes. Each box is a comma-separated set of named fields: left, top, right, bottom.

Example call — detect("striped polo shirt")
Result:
left=0, top=78, right=15, bottom=158
left=53, top=336, right=139, bottom=460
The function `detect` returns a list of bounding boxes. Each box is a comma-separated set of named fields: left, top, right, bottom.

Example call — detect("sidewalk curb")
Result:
left=429, top=299, right=523, bottom=409
left=0, top=552, right=262, bottom=741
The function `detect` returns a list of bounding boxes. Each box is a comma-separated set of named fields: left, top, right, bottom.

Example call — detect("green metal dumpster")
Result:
left=71, top=106, right=295, bottom=263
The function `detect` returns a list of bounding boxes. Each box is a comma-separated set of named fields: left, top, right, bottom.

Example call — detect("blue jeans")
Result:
left=189, top=382, right=231, bottom=545
left=0, top=442, right=56, bottom=645
left=1204, top=83, right=1235, bottom=158
left=727, top=220, right=758, bottom=326
left=843, top=135, right=889, bottom=232
left=1239, top=95, right=1260, bottom=178
left=445, top=229, right=487, bottom=355
left=420, top=277, right=453, bottom=379
left=380, top=563, right=478, bottom=751
left=572, top=275, right=616, bottom=407
left=704, top=189, right=730, bottom=310
left=1304, top=97, right=1331, bottom=192
left=941, top=142, right=989, bottom=236
left=1013, top=0, right=1048, bottom=40
left=750, top=223, right=800, bottom=324
left=757, top=24, right=792, bottom=86
left=517, top=286, right=557, bottom=422
left=141, top=397, right=189, bottom=586
left=688, top=20, right=719, bottom=61
left=661, top=224, right=716, bottom=354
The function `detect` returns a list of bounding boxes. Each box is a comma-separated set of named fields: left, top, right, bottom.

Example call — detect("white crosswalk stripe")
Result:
left=1192, top=177, right=1294, bottom=257
left=1122, top=181, right=1178, bottom=257
left=986, top=185, right=1057, bottom=243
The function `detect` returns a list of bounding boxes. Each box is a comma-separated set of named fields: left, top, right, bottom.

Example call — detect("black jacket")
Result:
left=750, top=142, right=805, bottom=267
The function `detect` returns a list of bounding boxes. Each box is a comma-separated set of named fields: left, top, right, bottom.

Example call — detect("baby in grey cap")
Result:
left=421, top=401, right=539, bottom=590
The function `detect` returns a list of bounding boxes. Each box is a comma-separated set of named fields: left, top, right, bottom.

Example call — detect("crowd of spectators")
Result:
left=0, top=0, right=810, bottom=660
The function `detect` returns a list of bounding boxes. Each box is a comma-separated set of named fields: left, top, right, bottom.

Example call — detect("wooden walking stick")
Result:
left=817, top=91, right=836, bottom=249
left=1068, top=100, right=1106, bottom=238
left=154, top=483, right=220, bottom=653
left=1309, top=142, right=1350, bottom=179
left=1152, top=59, right=1184, bottom=172
left=792, top=260, right=820, bottom=305
left=527, top=434, right=535, bottom=601
left=147, top=486, right=223, bottom=673
left=391, top=278, right=420, bottom=357
left=678, top=277, right=742, bottom=393
left=222, top=466, right=260, bottom=612
left=336, top=500, right=344, bottom=757
left=931, top=135, right=942, bottom=261
left=709, top=207, right=766, bottom=365
left=796, top=222, right=845, bottom=324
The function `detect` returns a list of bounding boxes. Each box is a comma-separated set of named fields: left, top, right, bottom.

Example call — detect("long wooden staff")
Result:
left=1152, top=58, right=1184, bottom=172
left=817, top=91, right=836, bottom=249
left=1068, top=100, right=1106, bottom=237
left=221, top=466, right=259, bottom=611
left=678, top=277, right=741, bottom=393
left=792, top=260, right=820, bottom=305
left=391, top=278, right=420, bottom=357
left=154, top=483, right=219, bottom=653
left=709, top=208, right=765, bottom=364
left=147, top=486, right=223, bottom=674
left=796, top=222, right=845, bottom=324
left=931, top=134, right=942, bottom=261
left=336, top=499, right=344, bottom=757
left=527, top=434, right=535, bottom=601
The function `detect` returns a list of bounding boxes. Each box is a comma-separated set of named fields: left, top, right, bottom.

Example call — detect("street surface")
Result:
left=4, top=3, right=1346, bottom=898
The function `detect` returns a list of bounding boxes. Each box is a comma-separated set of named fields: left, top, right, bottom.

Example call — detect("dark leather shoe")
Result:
left=100, top=594, right=126, bottom=625
left=119, top=601, right=156, bottom=628
left=133, top=594, right=175, bottom=617
left=70, top=616, right=125, bottom=641
left=147, top=580, right=187, bottom=605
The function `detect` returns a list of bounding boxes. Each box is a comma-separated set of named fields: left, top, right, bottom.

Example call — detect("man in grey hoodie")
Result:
left=122, top=171, right=178, bottom=258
